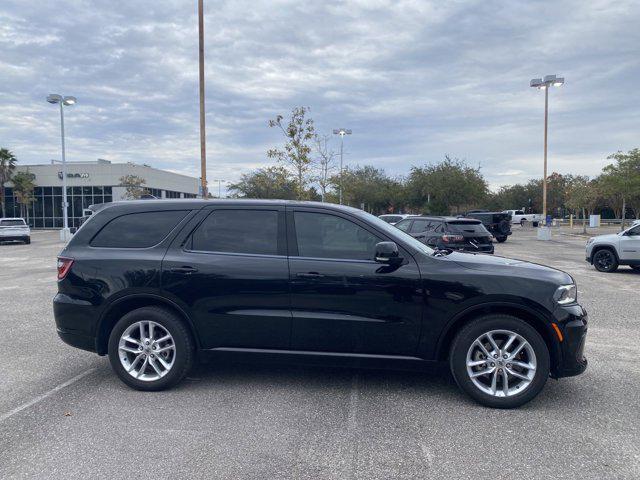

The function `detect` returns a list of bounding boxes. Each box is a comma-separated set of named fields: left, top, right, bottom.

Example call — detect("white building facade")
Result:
left=2, top=159, right=199, bottom=228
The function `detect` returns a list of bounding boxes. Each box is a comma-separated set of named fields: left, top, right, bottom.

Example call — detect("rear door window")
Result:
left=191, top=209, right=279, bottom=255
left=395, top=220, right=412, bottom=232
left=91, top=211, right=187, bottom=248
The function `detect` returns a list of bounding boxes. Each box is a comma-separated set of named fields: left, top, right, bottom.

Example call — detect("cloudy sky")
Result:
left=1, top=0, right=639, bottom=194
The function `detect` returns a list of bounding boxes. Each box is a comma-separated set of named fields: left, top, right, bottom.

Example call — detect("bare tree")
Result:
left=267, top=106, right=316, bottom=200
left=314, top=134, right=337, bottom=202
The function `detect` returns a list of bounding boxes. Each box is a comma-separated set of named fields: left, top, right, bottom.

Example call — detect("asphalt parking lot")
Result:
left=0, top=228, right=638, bottom=479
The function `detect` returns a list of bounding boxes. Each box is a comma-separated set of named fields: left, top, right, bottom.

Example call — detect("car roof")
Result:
left=0, top=217, right=26, bottom=221
left=89, top=199, right=373, bottom=215
left=401, top=216, right=480, bottom=223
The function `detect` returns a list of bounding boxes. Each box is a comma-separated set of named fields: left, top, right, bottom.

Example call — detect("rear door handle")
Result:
left=296, top=272, right=324, bottom=279
left=169, top=266, right=198, bottom=275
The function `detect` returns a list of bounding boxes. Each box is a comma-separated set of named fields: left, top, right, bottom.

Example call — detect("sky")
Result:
left=1, top=0, right=639, bottom=195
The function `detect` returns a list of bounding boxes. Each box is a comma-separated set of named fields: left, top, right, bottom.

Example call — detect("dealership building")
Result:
left=2, top=159, right=199, bottom=228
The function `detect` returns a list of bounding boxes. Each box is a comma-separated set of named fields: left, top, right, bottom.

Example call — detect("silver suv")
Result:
left=586, top=224, right=640, bottom=272
left=0, top=218, right=31, bottom=244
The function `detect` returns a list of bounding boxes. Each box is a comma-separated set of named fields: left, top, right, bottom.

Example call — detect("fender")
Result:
left=434, top=299, right=560, bottom=362
left=95, top=293, right=202, bottom=353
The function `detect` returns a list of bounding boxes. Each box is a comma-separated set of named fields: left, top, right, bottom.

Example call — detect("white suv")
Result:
left=586, top=223, right=640, bottom=272
left=0, top=218, right=31, bottom=244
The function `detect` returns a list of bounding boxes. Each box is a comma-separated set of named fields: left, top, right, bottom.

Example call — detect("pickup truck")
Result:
left=503, top=209, right=542, bottom=227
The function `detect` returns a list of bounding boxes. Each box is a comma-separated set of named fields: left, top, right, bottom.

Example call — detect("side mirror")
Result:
left=375, top=241, right=402, bottom=265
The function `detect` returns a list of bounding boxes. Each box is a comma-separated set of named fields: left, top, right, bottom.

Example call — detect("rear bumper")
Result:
left=554, top=305, right=588, bottom=378
left=53, top=293, right=98, bottom=353
left=0, top=235, right=29, bottom=241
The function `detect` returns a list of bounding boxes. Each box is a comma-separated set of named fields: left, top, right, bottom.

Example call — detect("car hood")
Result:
left=592, top=233, right=620, bottom=243
left=445, top=251, right=572, bottom=284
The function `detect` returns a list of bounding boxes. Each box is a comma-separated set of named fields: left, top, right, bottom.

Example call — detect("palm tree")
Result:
left=11, top=171, right=36, bottom=220
left=0, top=148, right=17, bottom=218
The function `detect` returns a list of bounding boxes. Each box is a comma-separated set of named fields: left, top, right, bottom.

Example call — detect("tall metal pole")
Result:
left=218, top=179, right=221, bottom=198
left=198, top=0, right=208, bottom=198
left=542, top=86, right=549, bottom=224
left=339, top=134, right=344, bottom=205
left=59, top=102, right=69, bottom=236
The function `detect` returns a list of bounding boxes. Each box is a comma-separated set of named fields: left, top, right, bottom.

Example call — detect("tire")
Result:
left=520, top=219, right=526, bottom=227
left=592, top=249, right=618, bottom=273
left=496, top=236, right=507, bottom=243
left=532, top=221, right=539, bottom=227
left=450, top=314, right=550, bottom=409
left=631, top=265, right=640, bottom=272
left=497, top=220, right=510, bottom=236
left=24, top=237, right=31, bottom=244
left=108, top=306, right=194, bottom=391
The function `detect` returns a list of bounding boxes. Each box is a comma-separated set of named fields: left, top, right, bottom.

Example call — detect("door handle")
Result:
left=169, top=266, right=198, bottom=275
left=296, top=272, right=324, bottom=279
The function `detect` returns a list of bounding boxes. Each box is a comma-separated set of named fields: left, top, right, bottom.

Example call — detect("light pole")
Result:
left=211, top=179, right=225, bottom=198
left=529, top=74, right=564, bottom=228
left=332, top=128, right=352, bottom=204
left=47, top=94, right=76, bottom=242
left=198, top=0, right=208, bottom=198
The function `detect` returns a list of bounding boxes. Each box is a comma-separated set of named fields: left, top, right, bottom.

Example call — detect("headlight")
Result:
left=554, top=284, right=577, bottom=305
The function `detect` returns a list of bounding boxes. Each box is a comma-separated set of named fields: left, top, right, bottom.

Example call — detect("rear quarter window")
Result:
left=90, top=210, right=187, bottom=248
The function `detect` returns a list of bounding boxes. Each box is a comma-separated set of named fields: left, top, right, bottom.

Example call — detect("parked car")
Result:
left=378, top=214, right=419, bottom=225
left=395, top=216, right=495, bottom=254
left=0, top=217, right=31, bottom=244
left=585, top=223, right=640, bottom=272
left=54, top=200, right=587, bottom=408
left=503, top=209, right=542, bottom=227
left=464, top=211, right=512, bottom=243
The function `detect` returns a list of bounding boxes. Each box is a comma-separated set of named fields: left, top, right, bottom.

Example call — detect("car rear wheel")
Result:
left=495, top=236, right=507, bottom=243
left=108, top=306, right=194, bottom=391
left=24, top=237, right=31, bottom=244
left=631, top=265, right=640, bottom=272
left=593, top=249, right=618, bottom=273
left=520, top=219, right=526, bottom=226
left=450, top=314, right=550, bottom=408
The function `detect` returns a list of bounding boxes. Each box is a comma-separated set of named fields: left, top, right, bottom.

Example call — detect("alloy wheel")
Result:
left=466, top=329, right=537, bottom=397
left=118, top=320, right=176, bottom=381
left=595, top=251, right=614, bottom=271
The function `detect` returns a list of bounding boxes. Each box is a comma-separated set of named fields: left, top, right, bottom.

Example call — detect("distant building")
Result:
left=1, top=159, right=199, bottom=228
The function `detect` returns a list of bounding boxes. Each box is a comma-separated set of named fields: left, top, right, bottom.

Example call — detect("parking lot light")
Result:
left=332, top=128, right=352, bottom=205
left=47, top=93, right=76, bottom=242
left=530, top=74, right=564, bottom=234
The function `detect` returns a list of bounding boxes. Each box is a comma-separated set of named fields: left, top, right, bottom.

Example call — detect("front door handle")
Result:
left=169, top=266, right=198, bottom=275
left=296, top=272, right=324, bottom=279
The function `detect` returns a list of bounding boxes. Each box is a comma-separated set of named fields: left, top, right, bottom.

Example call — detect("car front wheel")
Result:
left=450, top=315, right=550, bottom=408
left=593, top=249, right=618, bottom=272
left=108, top=306, right=194, bottom=391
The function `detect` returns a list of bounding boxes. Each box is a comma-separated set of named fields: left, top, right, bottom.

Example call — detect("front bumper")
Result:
left=554, top=304, right=588, bottom=378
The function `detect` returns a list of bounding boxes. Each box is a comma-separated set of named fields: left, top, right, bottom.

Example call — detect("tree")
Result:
left=11, top=171, right=36, bottom=220
left=565, top=176, right=598, bottom=233
left=330, top=165, right=401, bottom=214
left=0, top=148, right=18, bottom=218
left=228, top=166, right=298, bottom=199
left=405, top=156, right=488, bottom=214
left=600, top=149, right=640, bottom=228
left=314, top=134, right=337, bottom=202
left=119, top=175, right=146, bottom=200
left=267, top=107, right=316, bottom=200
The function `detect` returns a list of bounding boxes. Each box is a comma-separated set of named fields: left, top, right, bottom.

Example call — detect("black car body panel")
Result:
left=54, top=199, right=587, bottom=380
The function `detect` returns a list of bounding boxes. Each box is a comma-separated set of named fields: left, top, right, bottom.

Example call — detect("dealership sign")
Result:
left=58, top=172, right=89, bottom=180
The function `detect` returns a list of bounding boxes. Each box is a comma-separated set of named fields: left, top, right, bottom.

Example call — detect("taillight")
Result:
left=57, top=257, right=74, bottom=280
left=442, top=235, right=464, bottom=243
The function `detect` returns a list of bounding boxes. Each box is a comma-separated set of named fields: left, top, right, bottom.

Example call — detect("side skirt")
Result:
left=198, top=347, right=441, bottom=372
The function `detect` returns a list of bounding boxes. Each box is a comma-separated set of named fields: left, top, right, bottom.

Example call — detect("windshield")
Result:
left=0, top=219, right=26, bottom=226
left=352, top=209, right=435, bottom=255
left=446, top=221, right=489, bottom=235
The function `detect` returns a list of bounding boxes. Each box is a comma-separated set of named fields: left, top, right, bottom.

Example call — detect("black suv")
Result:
left=394, top=216, right=494, bottom=254
left=465, top=210, right=512, bottom=243
left=54, top=200, right=588, bottom=408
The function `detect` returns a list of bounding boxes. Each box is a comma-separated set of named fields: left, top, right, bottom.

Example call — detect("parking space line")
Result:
left=0, top=368, right=96, bottom=423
